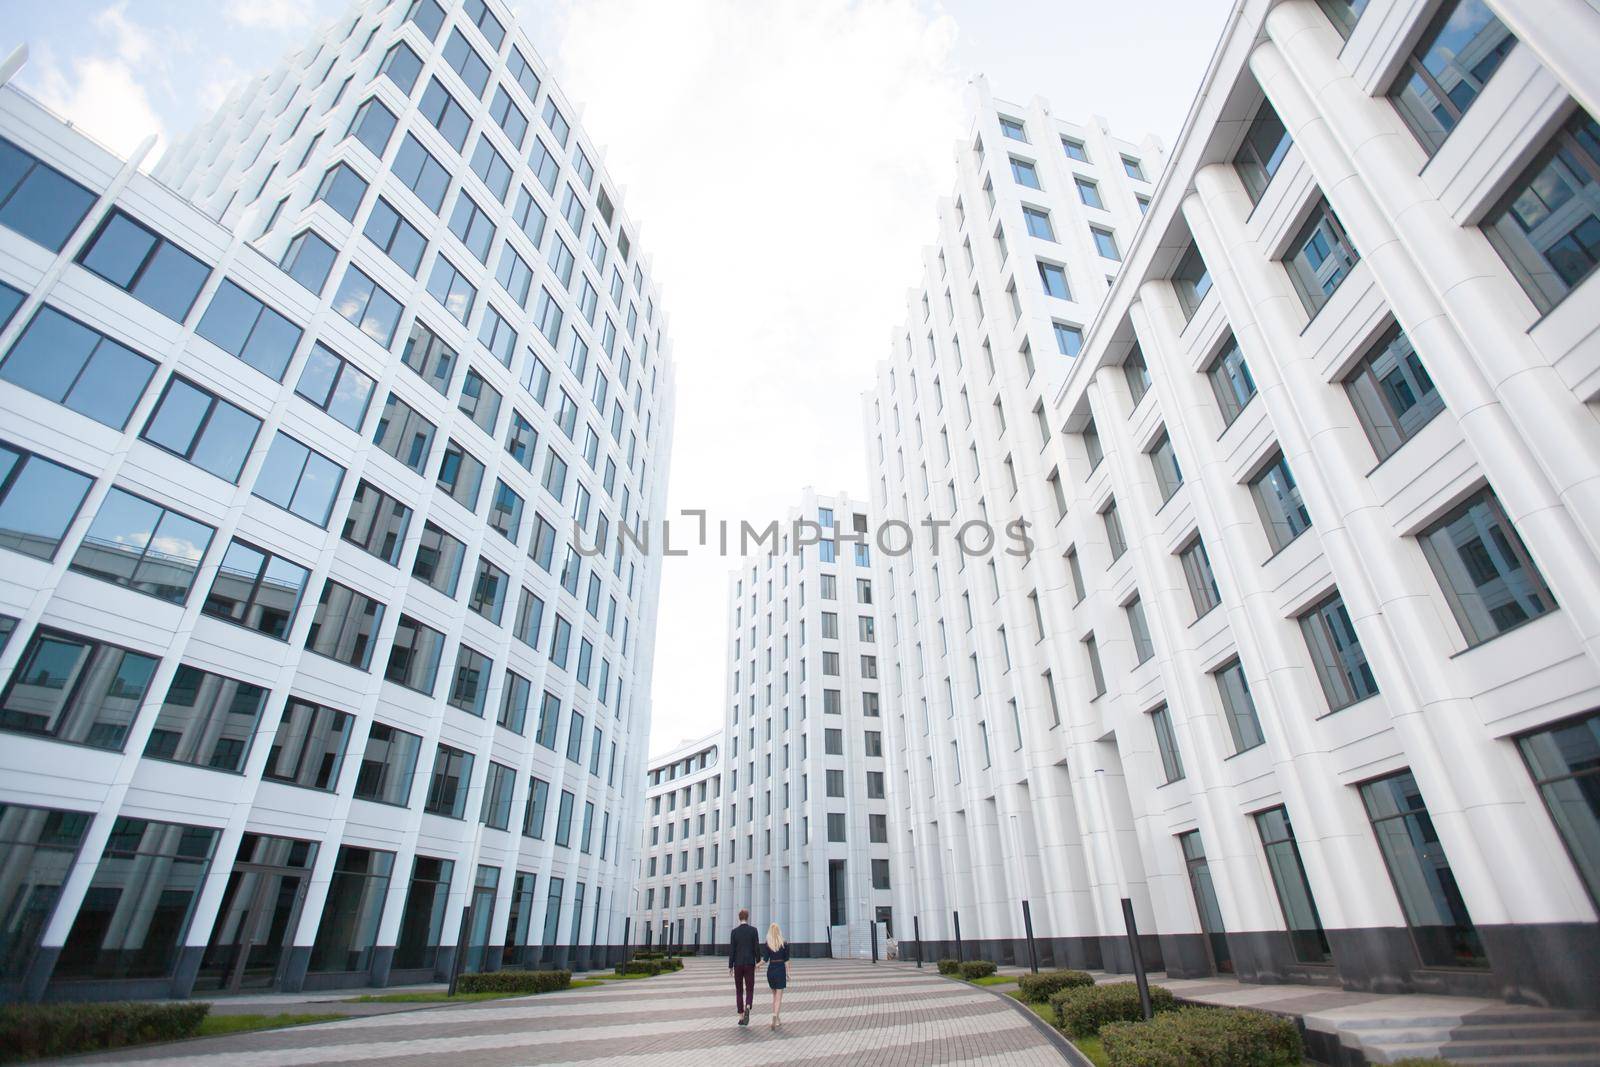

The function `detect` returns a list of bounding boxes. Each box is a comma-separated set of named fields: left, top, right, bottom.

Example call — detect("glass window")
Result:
left=1249, top=451, right=1312, bottom=552
left=332, top=266, right=404, bottom=346
left=442, top=28, right=490, bottom=96
left=54, top=818, right=218, bottom=980
left=1126, top=597, right=1154, bottom=664
left=141, top=376, right=261, bottom=482
left=1180, top=537, right=1220, bottom=617
left=362, top=197, right=426, bottom=276
left=347, top=97, right=398, bottom=158
left=1360, top=769, right=1487, bottom=967
left=201, top=539, right=310, bottom=639
left=394, top=855, right=454, bottom=968
left=1300, top=589, right=1379, bottom=710
left=1518, top=712, right=1600, bottom=910
left=1343, top=324, right=1441, bottom=460
left=542, top=99, right=571, bottom=146
left=1214, top=658, right=1265, bottom=753
left=0, top=628, right=160, bottom=750
left=479, top=304, right=517, bottom=366
left=555, top=790, right=575, bottom=846
left=1091, top=226, right=1120, bottom=260
left=513, top=587, right=544, bottom=647
left=392, top=134, right=450, bottom=213
left=448, top=191, right=495, bottom=263
left=353, top=723, right=419, bottom=806
left=448, top=644, right=492, bottom=717
left=529, top=137, right=560, bottom=195
left=1284, top=198, right=1360, bottom=316
left=1084, top=634, right=1106, bottom=696
left=308, top=845, right=392, bottom=973
left=0, top=803, right=92, bottom=986
left=1123, top=156, right=1145, bottom=180
left=280, top=230, right=337, bottom=294
left=314, top=162, right=368, bottom=221
left=71, top=488, right=214, bottom=604
left=1076, top=177, right=1104, bottom=209
left=1037, top=260, right=1071, bottom=300
left=144, top=665, right=267, bottom=773
left=470, top=137, right=512, bottom=201
left=469, top=556, right=507, bottom=623
left=508, top=48, right=541, bottom=105
left=458, top=368, right=502, bottom=435
left=262, top=698, right=353, bottom=791
left=1234, top=99, right=1293, bottom=203
left=506, top=410, right=538, bottom=471
left=1172, top=243, right=1212, bottom=321
left=1150, top=703, right=1183, bottom=782
left=77, top=209, right=210, bottom=321
left=1255, top=806, right=1331, bottom=962
left=400, top=320, right=457, bottom=395
left=1149, top=431, right=1183, bottom=502
left=1053, top=321, right=1083, bottom=357
left=0, top=442, right=93, bottom=561
left=0, top=137, right=96, bottom=251
left=419, top=77, right=471, bottom=152
left=1009, top=157, right=1041, bottom=189
left=481, top=762, right=516, bottom=829
left=1, top=305, right=157, bottom=427
left=372, top=393, right=436, bottom=474
left=425, top=255, right=476, bottom=324
left=341, top=481, right=412, bottom=566
left=0, top=280, right=19, bottom=331
left=496, top=245, right=533, bottom=306
left=1419, top=488, right=1554, bottom=645
left=295, top=342, right=375, bottom=432
left=1102, top=499, right=1127, bottom=559
left=196, top=280, right=303, bottom=381
left=1318, top=0, right=1369, bottom=37
left=304, top=580, right=385, bottom=670
left=1207, top=335, right=1256, bottom=426
left=499, top=670, right=530, bottom=734
left=488, top=479, right=523, bottom=543
left=535, top=690, right=560, bottom=749
left=462, top=0, right=505, bottom=47
left=253, top=432, right=345, bottom=527
left=1062, top=137, right=1089, bottom=162
left=1482, top=109, right=1600, bottom=314
left=1390, top=0, right=1514, bottom=154
left=489, top=87, right=528, bottom=149
left=388, top=31, right=429, bottom=81
left=566, top=709, right=585, bottom=763
left=387, top=615, right=446, bottom=695
left=438, top=439, right=486, bottom=511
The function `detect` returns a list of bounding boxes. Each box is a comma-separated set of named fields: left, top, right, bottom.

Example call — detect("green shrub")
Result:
left=1016, top=969, right=1094, bottom=1003
left=0, top=1001, right=210, bottom=1062
left=1050, top=981, right=1176, bottom=1037
left=634, top=951, right=663, bottom=961
left=660, top=957, right=684, bottom=971
left=616, top=959, right=661, bottom=976
left=937, top=958, right=960, bottom=975
left=454, top=969, right=571, bottom=995
left=959, top=960, right=998, bottom=980
left=1100, top=1006, right=1301, bottom=1067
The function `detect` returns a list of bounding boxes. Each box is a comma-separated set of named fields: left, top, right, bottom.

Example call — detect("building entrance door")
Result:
left=194, top=834, right=316, bottom=993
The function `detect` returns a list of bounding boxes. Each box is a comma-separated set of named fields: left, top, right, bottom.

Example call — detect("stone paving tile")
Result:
left=57, top=958, right=1065, bottom=1067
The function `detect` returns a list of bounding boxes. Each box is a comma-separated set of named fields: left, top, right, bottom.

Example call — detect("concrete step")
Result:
left=1369, top=1035, right=1600, bottom=1062
left=1349, top=1021, right=1600, bottom=1046
left=1337, top=1010, right=1580, bottom=1030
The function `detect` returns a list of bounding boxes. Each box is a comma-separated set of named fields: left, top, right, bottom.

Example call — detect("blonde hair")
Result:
left=766, top=923, right=785, bottom=951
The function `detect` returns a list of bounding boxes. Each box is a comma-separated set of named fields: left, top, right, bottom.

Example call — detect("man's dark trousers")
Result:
left=727, top=920, right=761, bottom=1017
left=732, top=964, right=755, bottom=1012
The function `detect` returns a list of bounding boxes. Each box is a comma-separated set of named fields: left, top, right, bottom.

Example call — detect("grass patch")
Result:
left=568, top=979, right=604, bottom=989
left=196, top=1013, right=343, bottom=1037
left=1003, top=990, right=1107, bottom=1066
left=971, top=975, right=1016, bottom=986
left=591, top=970, right=656, bottom=980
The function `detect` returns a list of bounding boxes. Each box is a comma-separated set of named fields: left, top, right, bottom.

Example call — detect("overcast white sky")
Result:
left=5, top=0, right=1231, bottom=756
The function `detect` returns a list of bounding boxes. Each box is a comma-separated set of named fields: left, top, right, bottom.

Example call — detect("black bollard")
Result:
left=1022, top=900, right=1039, bottom=973
left=1121, top=898, right=1153, bottom=1020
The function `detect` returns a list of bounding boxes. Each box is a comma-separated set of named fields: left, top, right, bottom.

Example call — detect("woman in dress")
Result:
left=761, top=922, right=790, bottom=1028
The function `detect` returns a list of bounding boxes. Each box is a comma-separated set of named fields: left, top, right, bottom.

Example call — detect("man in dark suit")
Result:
left=728, top=908, right=760, bottom=1025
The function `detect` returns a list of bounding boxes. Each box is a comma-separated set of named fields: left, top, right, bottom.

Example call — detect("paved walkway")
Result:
left=60, top=958, right=1066, bottom=1066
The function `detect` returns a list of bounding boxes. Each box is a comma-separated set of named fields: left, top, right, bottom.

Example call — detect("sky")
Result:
left=3, top=0, right=1232, bottom=756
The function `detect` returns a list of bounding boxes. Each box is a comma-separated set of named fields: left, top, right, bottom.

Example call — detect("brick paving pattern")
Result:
left=60, top=957, right=1065, bottom=1066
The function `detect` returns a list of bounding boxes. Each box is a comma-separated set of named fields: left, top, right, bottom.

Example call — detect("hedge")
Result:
left=634, top=951, right=664, bottom=961
left=1050, top=981, right=1176, bottom=1037
left=937, top=958, right=960, bottom=975
left=1100, top=1006, right=1302, bottom=1067
left=0, top=1001, right=210, bottom=1062
left=958, top=960, right=997, bottom=980
left=455, top=969, right=572, bottom=995
left=618, top=960, right=662, bottom=975
left=1016, top=969, right=1094, bottom=1003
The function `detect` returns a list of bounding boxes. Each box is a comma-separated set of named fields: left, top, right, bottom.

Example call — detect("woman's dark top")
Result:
left=762, top=943, right=790, bottom=988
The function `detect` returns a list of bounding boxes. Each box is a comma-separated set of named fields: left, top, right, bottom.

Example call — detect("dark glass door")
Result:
left=194, top=834, right=314, bottom=993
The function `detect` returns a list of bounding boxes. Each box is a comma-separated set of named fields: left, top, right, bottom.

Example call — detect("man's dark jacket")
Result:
left=728, top=922, right=760, bottom=967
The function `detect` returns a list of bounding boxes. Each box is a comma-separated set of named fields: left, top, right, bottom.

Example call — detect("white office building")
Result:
left=700, top=490, right=892, bottom=958
left=866, top=0, right=1600, bottom=1017
left=0, top=0, right=673, bottom=1002
left=632, top=732, right=723, bottom=951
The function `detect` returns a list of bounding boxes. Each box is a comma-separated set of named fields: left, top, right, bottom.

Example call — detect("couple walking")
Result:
left=727, top=907, right=790, bottom=1029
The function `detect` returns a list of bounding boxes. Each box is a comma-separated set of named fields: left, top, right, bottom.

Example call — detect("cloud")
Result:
left=541, top=0, right=966, bottom=752
left=31, top=51, right=164, bottom=160
left=225, top=0, right=314, bottom=31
